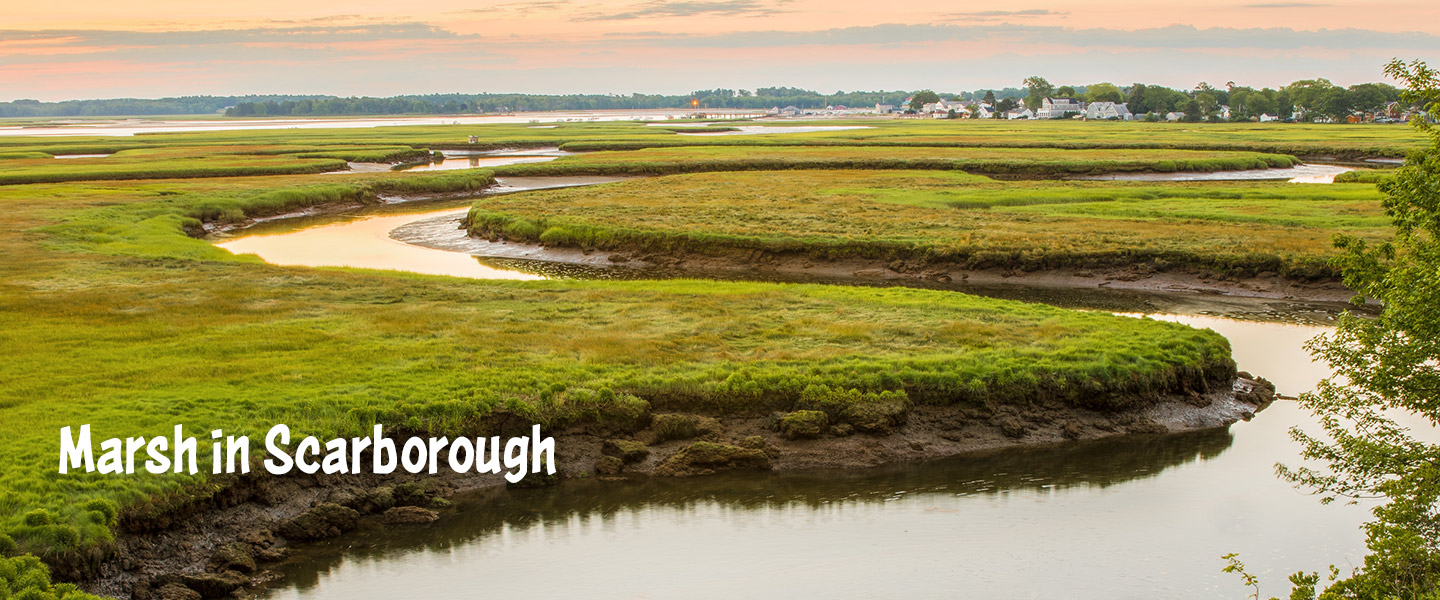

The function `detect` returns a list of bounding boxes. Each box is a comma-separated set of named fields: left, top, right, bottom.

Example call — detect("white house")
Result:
left=923, top=98, right=968, bottom=117
left=1217, top=105, right=1232, bottom=120
left=973, top=104, right=995, bottom=119
left=1036, top=97, right=1084, bottom=119
left=1085, top=102, right=1132, bottom=120
left=1006, top=107, right=1034, bottom=120
left=875, top=104, right=896, bottom=114
left=1165, top=111, right=1187, bottom=121
left=1259, top=113, right=1280, bottom=122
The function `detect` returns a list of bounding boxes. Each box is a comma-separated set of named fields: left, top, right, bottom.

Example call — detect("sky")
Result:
left=1, top=0, right=1438, bottom=101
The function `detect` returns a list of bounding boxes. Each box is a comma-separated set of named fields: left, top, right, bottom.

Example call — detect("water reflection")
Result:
left=264, top=428, right=1237, bottom=596
left=258, top=402, right=1373, bottom=600
left=393, top=154, right=560, bottom=172
left=212, top=176, right=628, bottom=279
left=216, top=209, right=542, bottom=280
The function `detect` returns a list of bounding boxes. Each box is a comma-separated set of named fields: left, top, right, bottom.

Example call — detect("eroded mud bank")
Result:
left=92, top=377, right=1273, bottom=599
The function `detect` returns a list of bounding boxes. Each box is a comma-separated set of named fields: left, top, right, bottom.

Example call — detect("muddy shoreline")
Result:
left=89, top=377, right=1274, bottom=599
left=597, top=248, right=1358, bottom=304
left=414, top=225, right=1362, bottom=306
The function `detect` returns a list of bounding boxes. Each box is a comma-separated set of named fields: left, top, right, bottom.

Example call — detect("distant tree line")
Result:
left=224, top=90, right=925, bottom=117
left=1012, top=76, right=1404, bottom=122
left=0, top=79, right=1411, bottom=120
left=221, top=88, right=1041, bottom=117
left=0, top=95, right=328, bottom=118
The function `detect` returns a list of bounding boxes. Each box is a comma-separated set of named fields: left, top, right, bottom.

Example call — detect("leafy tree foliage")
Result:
left=908, top=90, right=941, bottom=111
left=1277, top=58, right=1440, bottom=600
left=1084, top=83, right=1124, bottom=103
left=0, top=95, right=327, bottom=117
left=1023, top=76, right=1055, bottom=110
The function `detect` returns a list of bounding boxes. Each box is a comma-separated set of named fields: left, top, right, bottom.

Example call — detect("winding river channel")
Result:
left=212, top=166, right=1397, bottom=599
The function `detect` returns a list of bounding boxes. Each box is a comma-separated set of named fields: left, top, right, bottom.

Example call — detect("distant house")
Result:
left=973, top=104, right=995, bottom=119
left=1259, top=113, right=1280, bottom=122
left=1006, top=107, right=1034, bottom=120
left=779, top=106, right=802, bottom=117
left=1217, top=105, right=1232, bottom=120
left=875, top=103, right=896, bottom=114
left=1085, top=102, right=1132, bottom=120
left=1037, top=97, right=1084, bottom=119
left=923, top=98, right=967, bottom=117
left=1165, top=112, right=1187, bottom=121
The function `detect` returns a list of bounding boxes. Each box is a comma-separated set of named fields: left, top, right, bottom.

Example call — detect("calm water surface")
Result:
left=0, top=111, right=768, bottom=137
left=219, top=187, right=1401, bottom=599
left=213, top=176, right=624, bottom=279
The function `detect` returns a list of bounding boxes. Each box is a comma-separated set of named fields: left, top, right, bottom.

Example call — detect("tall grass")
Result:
left=0, top=162, right=1235, bottom=569
left=466, top=169, right=1388, bottom=280
left=0, top=155, right=349, bottom=185
left=490, top=146, right=1302, bottom=178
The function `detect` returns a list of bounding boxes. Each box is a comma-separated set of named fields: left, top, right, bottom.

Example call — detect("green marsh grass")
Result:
left=0, top=155, right=1233, bottom=573
left=0, top=147, right=349, bottom=185
left=487, top=145, right=1301, bottom=178
left=1, top=118, right=1424, bottom=157
left=466, top=169, right=1389, bottom=279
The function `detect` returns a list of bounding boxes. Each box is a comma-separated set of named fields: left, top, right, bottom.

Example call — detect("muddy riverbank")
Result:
left=91, top=375, right=1273, bottom=599
left=586, top=249, right=1360, bottom=304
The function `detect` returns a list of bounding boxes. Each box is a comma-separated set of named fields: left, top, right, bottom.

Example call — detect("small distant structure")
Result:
left=468, top=135, right=479, bottom=144
left=779, top=105, right=802, bottom=117
left=1037, top=97, right=1084, bottom=119
left=1259, top=113, right=1280, bottom=123
left=875, top=103, right=896, bottom=114
left=1165, top=111, right=1187, bottom=121
left=921, top=98, right=967, bottom=118
left=1006, top=107, right=1034, bottom=120
left=1085, top=102, right=1132, bottom=121
left=972, top=104, right=995, bottom=119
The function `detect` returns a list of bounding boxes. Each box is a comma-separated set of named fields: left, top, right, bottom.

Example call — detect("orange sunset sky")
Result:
left=2, top=0, right=1438, bottom=100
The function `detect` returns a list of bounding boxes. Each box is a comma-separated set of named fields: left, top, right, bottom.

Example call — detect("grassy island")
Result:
left=466, top=170, right=1389, bottom=280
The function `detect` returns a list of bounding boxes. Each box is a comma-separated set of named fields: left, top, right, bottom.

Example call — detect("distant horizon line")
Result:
left=1, top=78, right=1397, bottom=106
